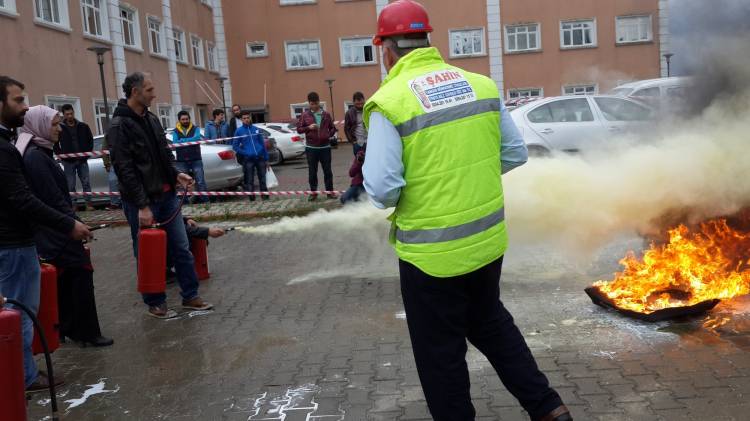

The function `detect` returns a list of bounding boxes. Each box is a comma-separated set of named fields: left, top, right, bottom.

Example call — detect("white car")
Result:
left=254, top=123, right=306, bottom=165
left=609, top=77, right=694, bottom=112
left=510, top=95, right=654, bottom=156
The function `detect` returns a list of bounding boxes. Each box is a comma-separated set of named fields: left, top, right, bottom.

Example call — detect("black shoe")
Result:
left=80, top=336, right=114, bottom=348
left=539, top=405, right=572, bottom=421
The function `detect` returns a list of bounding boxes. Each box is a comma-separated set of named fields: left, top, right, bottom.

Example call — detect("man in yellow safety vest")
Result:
left=362, top=2, right=571, bottom=420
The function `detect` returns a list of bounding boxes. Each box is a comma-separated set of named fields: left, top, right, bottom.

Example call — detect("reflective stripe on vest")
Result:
left=394, top=98, right=501, bottom=138
left=395, top=208, right=505, bottom=244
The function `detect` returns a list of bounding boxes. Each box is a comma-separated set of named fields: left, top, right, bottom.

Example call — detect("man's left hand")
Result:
left=177, top=173, right=195, bottom=191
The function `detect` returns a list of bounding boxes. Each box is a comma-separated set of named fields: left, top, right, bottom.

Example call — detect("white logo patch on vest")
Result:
left=409, top=70, right=476, bottom=113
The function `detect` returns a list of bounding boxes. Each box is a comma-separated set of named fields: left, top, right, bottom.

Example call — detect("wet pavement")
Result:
left=24, top=212, right=750, bottom=421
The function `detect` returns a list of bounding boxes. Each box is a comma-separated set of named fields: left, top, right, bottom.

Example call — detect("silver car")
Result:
left=254, top=123, right=306, bottom=165
left=509, top=95, right=654, bottom=156
left=82, top=134, right=244, bottom=204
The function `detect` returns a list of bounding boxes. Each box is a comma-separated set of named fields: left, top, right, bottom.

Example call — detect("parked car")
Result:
left=510, top=95, right=654, bottom=156
left=80, top=133, right=244, bottom=205
left=254, top=122, right=306, bottom=165
left=609, top=77, right=694, bottom=112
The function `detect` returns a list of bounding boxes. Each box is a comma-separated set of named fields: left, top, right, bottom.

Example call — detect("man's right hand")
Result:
left=70, top=221, right=93, bottom=241
left=139, top=207, right=155, bottom=227
left=308, top=124, right=318, bottom=130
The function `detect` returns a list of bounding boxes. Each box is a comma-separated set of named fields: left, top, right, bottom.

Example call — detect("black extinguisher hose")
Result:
left=3, top=297, right=60, bottom=421
left=149, top=188, right=187, bottom=229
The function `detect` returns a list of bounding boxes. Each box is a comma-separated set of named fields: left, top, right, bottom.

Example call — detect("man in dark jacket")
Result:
left=0, top=76, right=91, bottom=392
left=344, top=92, right=368, bottom=156
left=296, top=92, right=337, bottom=201
left=55, top=104, right=94, bottom=209
left=227, top=104, right=242, bottom=137
left=107, top=72, right=213, bottom=318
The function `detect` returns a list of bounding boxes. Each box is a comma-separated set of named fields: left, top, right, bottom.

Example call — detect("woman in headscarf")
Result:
left=17, top=105, right=113, bottom=347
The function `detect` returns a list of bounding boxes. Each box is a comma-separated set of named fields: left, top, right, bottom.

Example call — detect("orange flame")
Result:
left=594, top=216, right=750, bottom=314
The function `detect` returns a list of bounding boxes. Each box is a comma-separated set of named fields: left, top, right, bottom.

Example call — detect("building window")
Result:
left=191, top=36, right=204, bottom=68
left=343, top=101, right=353, bottom=116
left=340, top=37, right=376, bottom=66
left=81, top=0, right=109, bottom=38
left=616, top=15, right=652, bottom=44
left=157, top=105, right=173, bottom=129
left=246, top=41, right=268, bottom=58
left=560, top=19, right=596, bottom=48
left=148, top=17, right=164, bottom=55
left=46, top=96, right=81, bottom=118
left=280, top=0, right=315, bottom=5
left=34, top=0, right=69, bottom=27
left=93, top=100, right=116, bottom=135
left=508, top=88, right=543, bottom=99
left=0, top=0, right=17, bottom=15
left=449, top=28, right=485, bottom=58
left=171, top=29, right=187, bottom=63
left=207, top=42, right=218, bottom=71
left=505, top=24, right=540, bottom=53
left=119, top=6, right=140, bottom=48
left=290, top=102, right=326, bottom=120
left=285, top=41, right=322, bottom=70
left=563, top=84, right=598, bottom=96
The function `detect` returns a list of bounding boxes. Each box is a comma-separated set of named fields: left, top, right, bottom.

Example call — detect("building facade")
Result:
left=0, top=0, right=231, bottom=134
left=224, top=0, right=667, bottom=122
left=0, top=0, right=668, bottom=129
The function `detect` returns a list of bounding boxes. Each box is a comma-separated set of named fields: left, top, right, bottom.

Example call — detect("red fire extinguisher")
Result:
left=0, top=306, right=26, bottom=421
left=191, top=238, right=210, bottom=281
left=138, top=228, right=167, bottom=294
left=33, top=263, right=59, bottom=355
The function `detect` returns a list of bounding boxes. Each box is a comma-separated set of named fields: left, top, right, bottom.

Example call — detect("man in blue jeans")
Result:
left=108, top=72, right=213, bottom=318
left=232, top=110, right=269, bottom=201
left=172, top=110, right=209, bottom=204
left=0, top=75, right=92, bottom=392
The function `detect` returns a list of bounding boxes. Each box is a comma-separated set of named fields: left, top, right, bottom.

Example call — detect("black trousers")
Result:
left=306, top=147, right=333, bottom=192
left=57, top=267, right=103, bottom=342
left=399, top=257, right=563, bottom=421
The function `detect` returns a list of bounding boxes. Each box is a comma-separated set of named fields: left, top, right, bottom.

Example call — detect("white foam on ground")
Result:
left=64, top=379, right=120, bottom=411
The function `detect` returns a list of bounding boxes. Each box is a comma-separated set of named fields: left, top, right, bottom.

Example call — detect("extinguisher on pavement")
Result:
left=0, top=305, right=26, bottom=421
left=191, top=238, right=210, bottom=281
left=137, top=228, right=167, bottom=294
left=33, top=263, right=60, bottom=355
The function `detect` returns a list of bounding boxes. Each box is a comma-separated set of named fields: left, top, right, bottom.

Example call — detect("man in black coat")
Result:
left=0, top=76, right=91, bottom=392
left=227, top=103, right=242, bottom=138
left=107, top=72, right=213, bottom=319
left=55, top=104, right=94, bottom=210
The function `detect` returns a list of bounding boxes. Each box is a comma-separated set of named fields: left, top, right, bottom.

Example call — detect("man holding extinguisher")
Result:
left=108, top=72, right=213, bottom=319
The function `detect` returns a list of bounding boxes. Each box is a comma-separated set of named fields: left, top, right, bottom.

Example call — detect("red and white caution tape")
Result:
left=70, top=190, right=345, bottom=197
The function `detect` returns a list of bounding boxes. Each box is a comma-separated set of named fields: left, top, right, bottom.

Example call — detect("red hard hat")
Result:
left=373, top=0, right=433, bottom=46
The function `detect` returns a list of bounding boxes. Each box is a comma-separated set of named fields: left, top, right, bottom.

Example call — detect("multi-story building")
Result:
left=0, top=0, right=669, bottom=129
left=224, top=0, right=669, bottom=122
left=0, top=0, right=232, bottom=133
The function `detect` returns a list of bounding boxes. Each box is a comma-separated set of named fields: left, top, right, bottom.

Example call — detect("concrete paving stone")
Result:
left=488, top=406, right=530, bottom=421
left=652, top=408, right=694, bottom=420
left=642, top=390, right=685, bottom=410
left=373, top=380, right=403, bottom=396
left=346, top=389, right=373, bottom=405
left=398, top=386, right=425, bottom=403
left=570, top=378, right=608, bottom=396
left=579, top=395, right=624, bottom=414
left=554, top=386, right=587, bottom=406
left=370, top=394, right=401, bottom=413
left=367, top=411, right=403, bottom=420
left=561, top=363, right=600, bottom=379
left=602, top=384, right=646, bottom=403
left=593, top=369, right=635, bottom=386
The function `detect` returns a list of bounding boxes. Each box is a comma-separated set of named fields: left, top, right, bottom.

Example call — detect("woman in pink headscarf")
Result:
left=18, top=106, right=113, bottom=349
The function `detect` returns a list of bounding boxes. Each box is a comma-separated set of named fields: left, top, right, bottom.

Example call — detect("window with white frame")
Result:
left=119, top=6, right=140, bottom=48
left=246, top=42, right=268, bottom=58
left=191, top=36, right=204, bottom=68
left=560, top=19, right=596, bottom=48
left=449, top=28, right=485, bottom=57
left=616, top=15, right=652, bottom=44
left=157, top=105, right=173, bottom=129
left=505, top=24, right=540, bottom=53
left=171, top=29, right=187, bottom=63
left=340, top=37, right=376, bottom=66
left=93, top=100, right=116, bottom=135
left=207, top=42, right=218, bottom=71
left=81, top=0, right=109, bottom=38
left=34, top=0, right=69, bottom=27
left=148, top=17, right=164, bottom=55
left=285, top=41, right=322, bottom=70
left=0, top=0, right=17, bottom=15
left=344, top=101, right=353, bottom=115
left=46, top=96, right=81, bottom=118
left=508, top=88, right=543, bottom=99
left=563, top=84, right=597, bottom=96
left=290, top=102, right=326, bottom=120
left=280, top=0, right=315, bottom=5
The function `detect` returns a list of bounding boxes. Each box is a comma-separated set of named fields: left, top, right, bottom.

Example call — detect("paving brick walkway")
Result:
left=24, top=216, right=750, bottom=420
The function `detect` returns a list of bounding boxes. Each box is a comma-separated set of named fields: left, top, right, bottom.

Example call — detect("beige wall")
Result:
left=502, top=0, right=661, bottom=96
